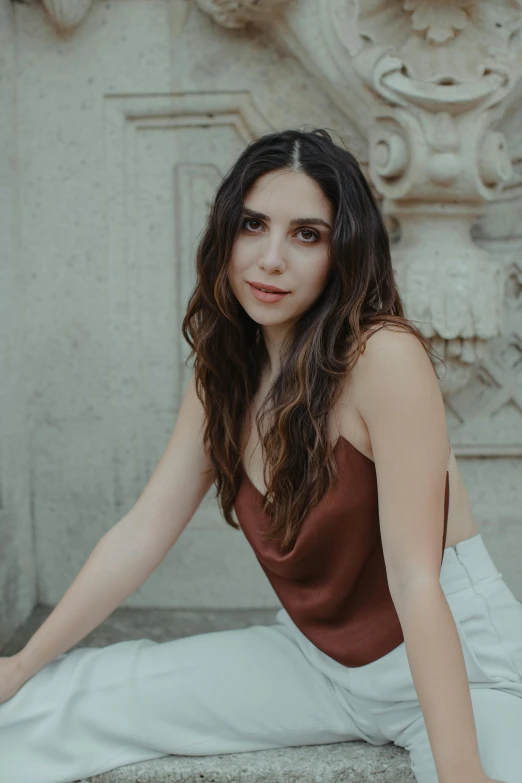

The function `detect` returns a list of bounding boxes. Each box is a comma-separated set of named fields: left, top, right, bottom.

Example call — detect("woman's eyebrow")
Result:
left=243, top=207, right=331, bottom=229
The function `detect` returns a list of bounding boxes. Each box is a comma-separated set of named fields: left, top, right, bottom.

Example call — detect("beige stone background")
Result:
left=0, top=0, right=521, bottom=651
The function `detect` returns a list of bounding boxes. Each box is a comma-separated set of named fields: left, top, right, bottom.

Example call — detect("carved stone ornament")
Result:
left=403, top=0, right=474, bottom=44
left=194, top=0, right=294, bottom=29
left=314, top=0, right=522, bottom=390
left=41, top=0, right=93, bottom=32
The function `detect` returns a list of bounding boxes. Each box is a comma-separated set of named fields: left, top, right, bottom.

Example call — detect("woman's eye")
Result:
left=243, top=218, right=262, bottom=231
left=298, top=228, right=319, bottom=242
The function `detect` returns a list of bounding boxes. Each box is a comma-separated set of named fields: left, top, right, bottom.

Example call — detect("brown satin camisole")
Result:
left=233, top=435, right=450, bottom=668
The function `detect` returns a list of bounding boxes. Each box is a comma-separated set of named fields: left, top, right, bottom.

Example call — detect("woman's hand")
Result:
left=0, top=655, right=28, bottom=705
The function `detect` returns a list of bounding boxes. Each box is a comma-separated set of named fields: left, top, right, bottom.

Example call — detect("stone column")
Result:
left=0, top=0, right=36, bottom=650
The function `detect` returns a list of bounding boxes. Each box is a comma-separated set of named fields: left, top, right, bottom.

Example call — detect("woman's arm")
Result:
left=16, top=513, right=182, bottom=680
left=390, top=578, right=486, bottom=782
left=16, top=370, right=214, bottom=682
left=350, top=327, right=486, bottom=782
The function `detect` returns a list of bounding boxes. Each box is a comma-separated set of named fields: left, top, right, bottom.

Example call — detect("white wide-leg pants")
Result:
left=1, top=534, right=522, bottom=783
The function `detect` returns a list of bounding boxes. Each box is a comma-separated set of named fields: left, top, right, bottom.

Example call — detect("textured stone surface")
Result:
left=83, top=741, right=413, bottom=783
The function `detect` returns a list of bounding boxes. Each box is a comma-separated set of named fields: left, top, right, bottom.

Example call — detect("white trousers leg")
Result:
left=285, top=534, right=522, bottom=783
left=0, top=619, right=372, bottom=783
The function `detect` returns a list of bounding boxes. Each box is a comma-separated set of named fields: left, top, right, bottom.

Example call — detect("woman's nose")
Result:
left=260, top=235, right=286, bottom=270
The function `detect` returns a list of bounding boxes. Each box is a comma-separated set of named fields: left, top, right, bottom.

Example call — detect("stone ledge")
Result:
left=83, top=741, right=413, bottom=783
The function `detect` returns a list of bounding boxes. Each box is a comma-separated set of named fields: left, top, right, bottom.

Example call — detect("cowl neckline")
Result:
left=239, top=434, right=375, bottom=503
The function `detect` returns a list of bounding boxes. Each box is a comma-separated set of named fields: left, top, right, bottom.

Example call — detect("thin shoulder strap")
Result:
left=333, top=403, right=342, bottom=441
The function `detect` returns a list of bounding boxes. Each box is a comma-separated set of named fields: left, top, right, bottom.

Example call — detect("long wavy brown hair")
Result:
left=181, top=128, right=446, bottom=552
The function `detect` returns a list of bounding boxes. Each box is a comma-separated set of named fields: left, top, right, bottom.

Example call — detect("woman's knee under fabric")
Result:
left=402, top=688, right=522, bottom=783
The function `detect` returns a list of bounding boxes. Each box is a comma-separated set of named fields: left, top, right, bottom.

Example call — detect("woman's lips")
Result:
left=248, top=282, right=290, bottom=303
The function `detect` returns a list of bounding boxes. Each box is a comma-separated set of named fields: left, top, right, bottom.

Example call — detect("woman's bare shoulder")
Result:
left=343, top=322, right=408, bottom=364
left=342, top=323, right=418, bottom=406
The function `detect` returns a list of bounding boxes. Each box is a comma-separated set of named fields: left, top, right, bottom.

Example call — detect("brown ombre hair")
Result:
left=181, top=128, right=446, bottom=552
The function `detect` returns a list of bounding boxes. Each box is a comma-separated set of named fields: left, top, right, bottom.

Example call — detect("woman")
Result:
left=1, top=128, right=521, bottom=783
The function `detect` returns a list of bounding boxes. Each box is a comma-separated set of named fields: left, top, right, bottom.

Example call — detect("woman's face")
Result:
left=227, top=169, right=334, bottom=331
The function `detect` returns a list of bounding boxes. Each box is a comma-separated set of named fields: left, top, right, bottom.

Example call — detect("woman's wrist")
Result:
left=13, top=651, right=32, bottom=685
left=437, top=759, right=489, bottom=783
